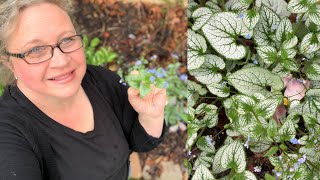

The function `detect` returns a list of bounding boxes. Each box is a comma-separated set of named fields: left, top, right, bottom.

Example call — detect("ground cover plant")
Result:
left=187, top=0, right=320, bottom=179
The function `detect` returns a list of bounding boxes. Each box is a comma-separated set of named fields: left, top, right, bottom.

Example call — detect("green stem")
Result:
left=293, top=13, right=306, bottom=35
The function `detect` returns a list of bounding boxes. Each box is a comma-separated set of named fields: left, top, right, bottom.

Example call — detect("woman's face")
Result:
left=5, top=2, right=86, bottom=100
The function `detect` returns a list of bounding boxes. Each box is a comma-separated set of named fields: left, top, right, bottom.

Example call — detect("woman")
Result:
left=0, top=0, right=166, bottom=179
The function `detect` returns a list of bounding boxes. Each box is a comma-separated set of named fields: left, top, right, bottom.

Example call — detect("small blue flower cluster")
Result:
left=148, top=68, right=166, bottom=78
left=244, top=136, right=250, bottom=149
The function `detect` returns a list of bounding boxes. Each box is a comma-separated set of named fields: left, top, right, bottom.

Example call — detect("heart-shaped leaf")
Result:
left=202, top=12, right=248, bottom=60
left=212, top=145, right=229, bottom=174
left=242, top=10, right=260, bottom=30
left=308, top=6, right=320, bottom=26
left=227, top=66, right=284, bottom=96
left=256, top=0, right=290, bottom=18
left=287, top=0, right=311, bottom=13
left=197, top=136, right=215, bottom=153
left=278, top=119, right=296, bottom=141
left=254, top=5, right=280, bottom=47
left=225, top=0, right=250, bottom=12
left=194, top=152, right=214, bottom=168
left=276, top=18, right=293, bottom=43
left=192, top=7, right=214, bottom=31
left=256, top=46, right=278, bottom=64
left=206, top=82, right=230, bottom=98
left=221, top=141, right=246, bottom=173
left=306, top=63, right=320, bottom=80
left=300, top=33, right=320, bottom=54
left=192, top=164, right=215, bottom=180
left=189, top=54, right=225, bottom=84
left=188, top=30, right=207, bottom=70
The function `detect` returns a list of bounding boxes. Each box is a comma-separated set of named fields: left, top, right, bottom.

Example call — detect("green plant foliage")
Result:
left=188, top=0, right=320, bottom=179
left=83, top=35, right=118, bottom=66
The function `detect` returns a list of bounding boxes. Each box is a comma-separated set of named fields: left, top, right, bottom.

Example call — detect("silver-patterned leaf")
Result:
left=207, top=82, right=230, bottom=98
left=194, top=152, right=214, bottom=168
left=195, top=103, right=218, bottom=115
left=254, top=5, right=280, bottom=46
left=192, top=7, right=214, bottom=31
left=256, top=96, right=282, bottom=119
left=283, top=35, right=298, bottom=49
left=278, top=119, right=296, bottom=141
left=205, top=0, right=221, bottom=12
left=243, top=171, right=258, bottom=180
left=197, top=136, right=216, bottom=153
left=302, top=89, right=320, bottom=119
left=227, top=66, right=284, bottom=96
left=212, top=145, right=229, bottom=174
left=202, top=12, right=248, bottom=60
left=221, top=141, right=246, bottom=173
left=307, top=5, right=320, bottom=26
left=300, top=33, right=320, bottom=54
left=189, top=54, right=225, bottom=84
left=225, top=0, right=250, bottom=12
left=256, top=46, right=277, bottom=64
left=188, top=30, right=207, bottom=70
left=256, top=0, right=290, bottom=18
left=192, top=164, right=215, bottom=180
left=250, top=141, right=272, bottom=153
left=306, top=63, right=320, bottom=80
left=242, top=10, right=260, bottom=30
left=188, top=0, right=198, bottom=18
left=186, top=132, right=197, bottom=149
left=203, top=114, right=218, bottom=128
left=275, top=18, right=292, bottom=42
left=287, top=0, right=310, bottom=13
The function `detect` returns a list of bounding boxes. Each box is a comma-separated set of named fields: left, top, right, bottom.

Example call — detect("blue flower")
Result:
left=272, top=24, right=277, bottom=30
left=135, top=60, right=142, bottom=66
left=205, top=136, right=213, bottom=146
left=253, top=58, right=258, bottom=65
left=245, top=33, right=252, bottom=39
left=148, top=68, right=157, bottom=74
left=180, top=74, right=188, bottom=82
left=150, top=76, right=156, bottom=82
left=239, top=13, right=245, bottom=19
left=290, top=138, right=300, bottom=145
left=164, top=81, right=169, bottom=88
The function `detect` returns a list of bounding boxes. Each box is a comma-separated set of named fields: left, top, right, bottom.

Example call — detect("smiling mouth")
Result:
left=48, top=70, right=75, bottom=81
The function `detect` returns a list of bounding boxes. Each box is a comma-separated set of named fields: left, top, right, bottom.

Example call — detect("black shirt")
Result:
left=0, top=65, right=164, bottom=180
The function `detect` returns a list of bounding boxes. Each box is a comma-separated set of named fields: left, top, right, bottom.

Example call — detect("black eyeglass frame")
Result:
left=5, top=34, right=83, bottom=64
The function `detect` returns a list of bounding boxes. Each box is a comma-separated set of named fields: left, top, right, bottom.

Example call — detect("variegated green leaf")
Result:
left=256, top=46, right=278, bottom=64
left=205, top=0, right=221, bottom=12
left=300, top=33, right=320, bottom=54
left=242, top=10, right=260, bottom=30
left=195, top=103, right=218, bottom=115
left=282, top=35, right=298, bottom=49
left=192, top=7, right=214, bottom=31
left=188, top=30, right=207, bottom=70
left=306, top=63, right=320, bottom=80
left=256, top=95, right=282, bottom=119
left=302, top=89, right=320, bottom=117
left=225, top=0, right=250, bottom=12
left=275, top=18, right=292, bottom=43
left=250, top=140, right=272, bottom=153
left=272, top=63, right=290, bottom=77
left=227, top=66, right=284, bottom=96
left=221, top=141, right=246, bottom=173
left=202, top=12, right=248, bottom=60
left=234, top=95, right=256, bottom=115
left=235, top=170, right=258, bottom=180
left=197, top=136, right=215, bottom=153
left=192, top=164, right=215, bottom=180
left=287, top=0, right=311, bottom=13
left=278, top=49, right=299, bottom=71
left=187, top=132, right=197, bottom=149
left=212, top=145, right=229, bottom=174
left=269, top=155, right=282, bottom=167
left=206, top=82, right=230, bottom=98
left=188, top=81, right=207, bottom=107
left=194, top=152, right=214, bottom=168
left=203, top=113, right=218, bottom=128
left=278, top=119, right=296, bottom=141
left=254, top=5, right=280, bottom=46
left=307, top=4, right=320, bottom=26
left=189, top=54, right=225, bottom=84
left=188, top=0, right=198, bottom=18
left=256, top=0, right=290, bottom=18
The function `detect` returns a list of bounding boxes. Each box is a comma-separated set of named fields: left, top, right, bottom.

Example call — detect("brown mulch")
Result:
left=73, top=0, right=187, bottom=179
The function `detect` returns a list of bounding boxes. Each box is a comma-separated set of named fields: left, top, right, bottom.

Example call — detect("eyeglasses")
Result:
left=5, top=34, right=83, bottom=64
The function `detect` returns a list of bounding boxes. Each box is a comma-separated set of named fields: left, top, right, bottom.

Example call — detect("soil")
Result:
left=73, top=0, right=187, bottom=179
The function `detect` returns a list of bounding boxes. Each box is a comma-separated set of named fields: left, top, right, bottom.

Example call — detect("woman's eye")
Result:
left=61, top=37, right=74, bottom=43
left=29, top=47, right=44, bottom=54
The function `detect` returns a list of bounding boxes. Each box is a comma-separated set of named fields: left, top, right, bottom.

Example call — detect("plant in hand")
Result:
left=187, top=0, right=320, bottom=179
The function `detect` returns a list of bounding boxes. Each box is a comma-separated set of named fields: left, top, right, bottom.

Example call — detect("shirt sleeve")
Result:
left=88, top=65, right=165, bottom=152
left=0, top=120, right=42, bottom=180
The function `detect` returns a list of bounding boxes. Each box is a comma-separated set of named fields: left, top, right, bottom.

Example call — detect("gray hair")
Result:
left=0, top=0, right=75, bottom=85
